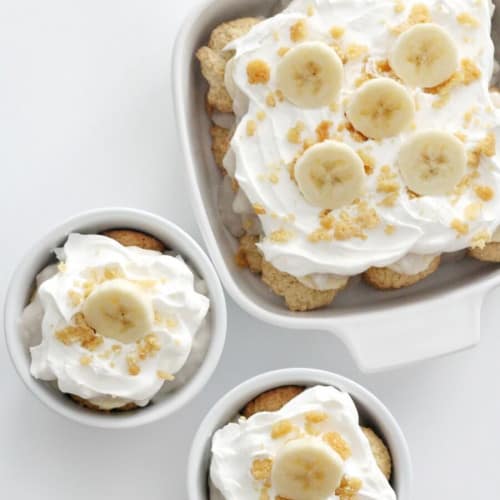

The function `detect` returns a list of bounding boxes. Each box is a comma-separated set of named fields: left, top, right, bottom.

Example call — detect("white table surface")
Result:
left=1, top=1, right=500, bottom=498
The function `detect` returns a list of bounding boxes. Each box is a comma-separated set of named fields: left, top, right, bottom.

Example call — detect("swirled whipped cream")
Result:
left=210, top=385, right=395, bottom=500
left=21, top=233, right=210, bottom=409
left=221, top=0, right=500, bottom=280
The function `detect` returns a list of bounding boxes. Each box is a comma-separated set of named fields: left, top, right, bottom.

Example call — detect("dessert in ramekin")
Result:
left=4, top=208, right=227, bottom=428
left=196, top=0, right=500, bottom=311
left=188, top=369, right=411, bottom=499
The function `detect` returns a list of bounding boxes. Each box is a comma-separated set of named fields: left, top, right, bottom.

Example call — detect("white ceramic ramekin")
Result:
left=4, top=208, right=227, bottom=429
left=188, top=368, right=412, bottom=499
left=173, top=0, right=500, bottom=373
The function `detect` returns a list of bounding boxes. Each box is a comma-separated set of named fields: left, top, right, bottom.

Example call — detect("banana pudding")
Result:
left=209, top=385, right=395, bottom=500
left=21, top=231, right=210, bottom=411
left=197, top=0, right=500, bottom=311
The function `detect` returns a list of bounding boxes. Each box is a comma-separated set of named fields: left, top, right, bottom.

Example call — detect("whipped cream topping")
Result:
left=210, top=385, right=395, bottom=500
left=222, top=0, right=500, bottom=279
left=22, top=234, right=210, bottom=409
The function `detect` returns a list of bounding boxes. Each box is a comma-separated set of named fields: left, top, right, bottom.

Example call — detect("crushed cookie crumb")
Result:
left=251, top=458, right=273, bottom=482
left=55, top=314, right=103, bottom=351
left=385, top=224, right=396, bottom=235
left=451, top=218, right=469, bottom=236
left=345, top=44, right=369, bottom=62
left=270, top=229, right=293, bottom=243
left=457, top=12, right=480, bottom=27
left=462, top=58, right=481, bottom=84
left=253, top=203, right=267, bottom=215
left=455, top=131, right=467, bottom=143
left=336, top=476, right=363, bottom=499
left=259, top=487, right=270, bottom=500
left=58, top=262, right=67, bottom=273
left=111, top=344, right=122, bottom=353
left=287, top=121, right=305, bottom=144
left=391, top=4, right=431, bottom=33
left=377, top=165, right=400, bottom=194
left=256, top=111, right=266, bottom=121
left=305, top=411, right=328, bottom=423
left=330, top=26, right=345, bottom=39
left=157, top=370, right=175, bottom=381
left=136, top=333, right=161, bottom=361
left=68, top=290, right=82, bottom=307
left=126, top=355, right=140, bottom=376
left=394, top=0, right=405, bottom=13
left=247, top=60, right=270, bottom=84
left=269, top=172, right=280, bottom=184
left=471, top=229, right=492, bottom=249
left=307, top=4, right=315, bottom=16
left=323, top=432, right=352, bottom=460
left=316, top=120, right=333, bottom=142
left=290, top=19, right=308, bottom=42
left=357, top=149, right=375, bottom=175
left=275, top=89, right=285, bottom=102
left=464, top=202, right=482, bottom=221
left=266, top=93, right=277, bottom=108
left=271, top=420, right=294, bottom=439
left=80, top=355, right=92, bottom=366
left=308, top=228, right=334, bottom=242
left=246, top=120, right=257, bottom=137
left=277, top=46, right=289, bottom=57
left=475, top=185, right=495, bottom=201
left=329, top=102, right=339, bottom=112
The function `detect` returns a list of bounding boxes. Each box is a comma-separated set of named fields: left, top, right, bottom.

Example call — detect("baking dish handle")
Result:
left=332, top=286, right=488, bottom=373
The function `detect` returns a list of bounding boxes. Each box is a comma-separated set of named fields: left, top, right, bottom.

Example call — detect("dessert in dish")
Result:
left=21, top=230, right=210, bottom=412
left=209, top=385, right=395, bottom=500
left=197, top=0, right=500, bottom=311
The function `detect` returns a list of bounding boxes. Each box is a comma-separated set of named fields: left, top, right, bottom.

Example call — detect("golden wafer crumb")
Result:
left=471, top=229, right=492, bottom=249
left=271, top=419, right=294, bottom=439
left=457, top=12, right=480, bottom=27
left=126, top=355, right=140, bottom=376
left=451, top=219, right=469, bottom=236
left=80, top=355, right=92, bottom=366
left=253, top=203, right=267, bottom=215
left=251, top=458, right=273, bottom=482
left=290, top=19, right=308, bottom=42
left=287, top=121, right=305, bottom=144
left=157, top=370, right=175, bottom=381
left=475, top=185, right=495, bottom=201
left=247, top=60, right=270, bottom=84
left=247, top=120, right=257, bottom=137
left=55, top=313, right=103, bottom=351
left=316, top=121, right=333, bottom=142
left=305, top=411, right=328, bottom=423
left=336, top=476, right=363, bottom=499
left=323, top=432, right=352, bottom=460
left=330, top=26, right=345, bottom=39
left=464, top=202, right=482, bottom=221
left=270, top=229, right=294, bottom=243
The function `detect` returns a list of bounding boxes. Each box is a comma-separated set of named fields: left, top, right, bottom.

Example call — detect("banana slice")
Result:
left=276, top=41, right=344, bottom=108
left=295, top=141, right=365, bottom=210
left=272, top=437, right=344, bottom=500
left=83, top=279, right=154, bottom=344
left=390, top=24, right=459, bottom=88
left=346, top=78, right=415, bottom=140
left=398, top=130, right=467, bottom=196
left=295, top=141, right=365, bottom=209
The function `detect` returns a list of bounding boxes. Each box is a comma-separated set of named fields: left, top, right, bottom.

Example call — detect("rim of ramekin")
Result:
left=187, top=368, right=412, bottom=499
left=3, top=207, right=227, bottom=429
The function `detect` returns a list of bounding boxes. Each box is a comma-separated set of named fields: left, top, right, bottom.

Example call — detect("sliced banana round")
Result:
left=398, top=130, right=467, bottom=196
left=276, top=41, right=344, bottom=108
left=83, top=279, right=154, bottom=344
left=272, top=437, right=344, bottom=500
left=390, top=24, right=459, bottom=88
left=346, top=78, right=415, bottom=140
left=295, top=140, right=365, bottom=209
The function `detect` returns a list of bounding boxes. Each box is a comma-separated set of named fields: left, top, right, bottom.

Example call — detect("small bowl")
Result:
left=188, top=368, right=412, bottom=499
left=4, top=207, right=227, bottom=429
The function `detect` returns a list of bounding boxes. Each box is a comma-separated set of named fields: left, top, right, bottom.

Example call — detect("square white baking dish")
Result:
left=173, top=0, right=500, bottom=373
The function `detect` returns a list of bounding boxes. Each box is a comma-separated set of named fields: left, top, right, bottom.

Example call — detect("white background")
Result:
left=1, top=1, right=500, bottom=498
